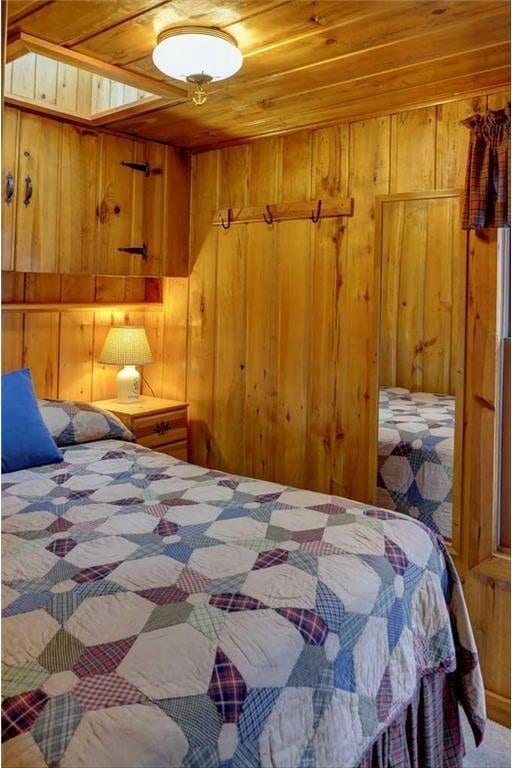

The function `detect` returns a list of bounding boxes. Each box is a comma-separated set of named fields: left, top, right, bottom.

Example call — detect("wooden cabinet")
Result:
left=1, top=106, right=190, bottom=277
left=92, top=396, right=189, bottom=460
left=2, top=108, right=19, bottom=270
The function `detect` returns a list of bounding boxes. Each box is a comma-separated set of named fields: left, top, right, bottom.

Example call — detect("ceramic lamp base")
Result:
left=116, top=365, right=141, bottom=403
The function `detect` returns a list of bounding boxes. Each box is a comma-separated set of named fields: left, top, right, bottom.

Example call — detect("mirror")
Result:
left=376, top=191, right=465, bottom=544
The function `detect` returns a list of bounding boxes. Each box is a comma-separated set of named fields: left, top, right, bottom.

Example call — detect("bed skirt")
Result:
left=359, top=672, right=466, bottom=768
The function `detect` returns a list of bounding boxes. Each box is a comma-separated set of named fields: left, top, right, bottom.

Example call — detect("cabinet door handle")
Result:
left=5, top=172, right=14, bottom=204
left=23, top=175, right=33, bottom=206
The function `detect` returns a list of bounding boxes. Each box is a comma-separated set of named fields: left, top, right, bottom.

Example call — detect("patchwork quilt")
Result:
left=2, top=439, right=484, bottom=768
left=377, top=387, right=456, bottom=539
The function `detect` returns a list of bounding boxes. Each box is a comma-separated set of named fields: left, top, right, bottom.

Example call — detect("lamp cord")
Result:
left=142, top=374, right=156, bottom=398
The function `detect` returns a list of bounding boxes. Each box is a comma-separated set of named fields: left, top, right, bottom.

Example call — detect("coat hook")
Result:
left=311, top=199, right=322, bottom=223
left=263, top=204, right=273, bottom=225
left=221, top=208, right=232, bottom=229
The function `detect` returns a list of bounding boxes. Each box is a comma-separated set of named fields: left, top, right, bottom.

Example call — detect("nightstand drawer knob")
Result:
left=154, top=420, right=172, bottom=435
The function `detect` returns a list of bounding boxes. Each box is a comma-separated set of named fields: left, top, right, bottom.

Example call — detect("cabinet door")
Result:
left=15, top=112, right=60, bottom=272
left=2, top=107, right=19, bottom=270
left=59, top=124, right=99, bottom=274
left=96, top=133, right=138, bottom=276
left=131, top=141, right=165, bottom=278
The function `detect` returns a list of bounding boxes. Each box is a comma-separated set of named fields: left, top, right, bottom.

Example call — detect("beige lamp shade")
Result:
left=98, top=326, right=153, bottom=366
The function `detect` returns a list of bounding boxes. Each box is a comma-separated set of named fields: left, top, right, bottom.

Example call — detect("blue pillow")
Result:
left=2, top=369, right=63, bottom=472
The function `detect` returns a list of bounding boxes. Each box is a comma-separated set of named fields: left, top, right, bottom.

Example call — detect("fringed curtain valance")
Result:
left=462, top=106, right=510, bottom=230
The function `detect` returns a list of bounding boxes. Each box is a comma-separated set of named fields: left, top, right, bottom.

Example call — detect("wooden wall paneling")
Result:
left=2, top=106, right=20, bottom=270
left=423, top=196, right=457, bottom=394
left=55, top=62, right=78, bottom=112
left=1, top=312, right=24, bottom=372
left=305, top=124, right=348, bottom=492
left=96, top=133, right=137, bottom=275
left=390, top=107, right=437, bottom=192
left=331, top=116, right=390, bottom=502
left=435, top=96, right=486, bottom=189
left=396, top=200, right=428, bottom=391
left=23, top=311, right=59, bottom=397
left=59, top=123, right=99, bottom=274
left=464, top=229, right=500, bottom=568
left=10, top=50, right=35, bottom=98
left=187, top=149, right=219, bottom=467
left=76, top=69, right=93, bottom=116
left=109, top=80, right=124, bottom=109
left=274, top=131, right=312, bottom=487
left=160, top=277, right=188, bottom=402
left=378, top=194, right=461, bottom=394
left=124, top=277, right=146, bottom=302
left=24, top=273, right=61, bottom=302
left=145, top=277, right=162, bottom=303
left=487, top=91, right=511, bottom=110
left=2, top=272, right=25, bottom=302
left=60, top=275, right=95, bottom=303
left=4, top=60, right=13, bottom=93
left=141, top=307, right=164, bottom=398
left=91, top=73, right=111, bottom=114
left=91, top=308, right=128, bottom=400
left=163, top=146, right=190, bottom=278
left=379, top=201, right=404, bottom=387
left=15, top=111, right=60, bottom=272
left=34, top=53, right=57, bottom=104
left=243, top=136, right=281, bottom=480
left=211, top=145, right=250, bottom=474
left=94, top=276, right=126, bottom=303
left=58, top=310, right=94, bottom=400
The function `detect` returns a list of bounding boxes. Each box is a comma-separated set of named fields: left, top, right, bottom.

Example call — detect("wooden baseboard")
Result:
left=486, top=690, right=511, bottom=727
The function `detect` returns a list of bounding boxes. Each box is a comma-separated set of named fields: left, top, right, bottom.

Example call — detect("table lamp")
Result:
left=98, top=326, right=153, bottom=403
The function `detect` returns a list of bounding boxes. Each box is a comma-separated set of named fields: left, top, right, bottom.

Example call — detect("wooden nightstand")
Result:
left=92, top=396, right=189, bottom=461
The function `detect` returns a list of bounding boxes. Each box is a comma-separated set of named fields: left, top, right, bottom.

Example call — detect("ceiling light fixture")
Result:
left=152, top=26, right=243, bottom=106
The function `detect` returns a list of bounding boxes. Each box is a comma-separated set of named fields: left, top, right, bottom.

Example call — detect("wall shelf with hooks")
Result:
left=211, top=197, right=353, bottom=228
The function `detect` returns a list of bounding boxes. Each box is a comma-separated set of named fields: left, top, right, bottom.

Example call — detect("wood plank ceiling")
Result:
left=7, top=0, right=511, bottom=150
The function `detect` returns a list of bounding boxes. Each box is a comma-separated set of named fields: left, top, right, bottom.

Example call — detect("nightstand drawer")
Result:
left=132, top=408, right=188, bottom=448
left=153, top=440, right=188, bottom=461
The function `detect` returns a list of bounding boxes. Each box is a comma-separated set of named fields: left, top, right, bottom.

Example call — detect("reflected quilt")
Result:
left=377, top=387, right=456, bottom=539
left=2, top=439, right=484, bottom=768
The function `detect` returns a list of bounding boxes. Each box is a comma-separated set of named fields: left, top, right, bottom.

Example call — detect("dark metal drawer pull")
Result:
left=5, top=172, right=14, bottom=204
left=23, top=175, right=32, bottom=206
left=154, top=420, right=172, bottom=435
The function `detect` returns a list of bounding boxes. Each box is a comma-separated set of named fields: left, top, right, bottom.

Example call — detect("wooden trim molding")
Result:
left=2, top=303, right=163, bottom=312
left=486, top=690, right=511, bottom=727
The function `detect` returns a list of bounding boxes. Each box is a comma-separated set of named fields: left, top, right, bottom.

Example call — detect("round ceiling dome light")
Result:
left=152, top=26, right=243, bottom=105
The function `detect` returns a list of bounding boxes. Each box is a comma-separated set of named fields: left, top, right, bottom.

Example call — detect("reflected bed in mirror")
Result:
left=375, top=190, right=465, bottom=544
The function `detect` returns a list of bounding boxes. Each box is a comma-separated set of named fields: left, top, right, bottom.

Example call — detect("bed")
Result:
left=2, top=405, right=484, bottom=768
left=377, top=387, right=456, bottom=539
